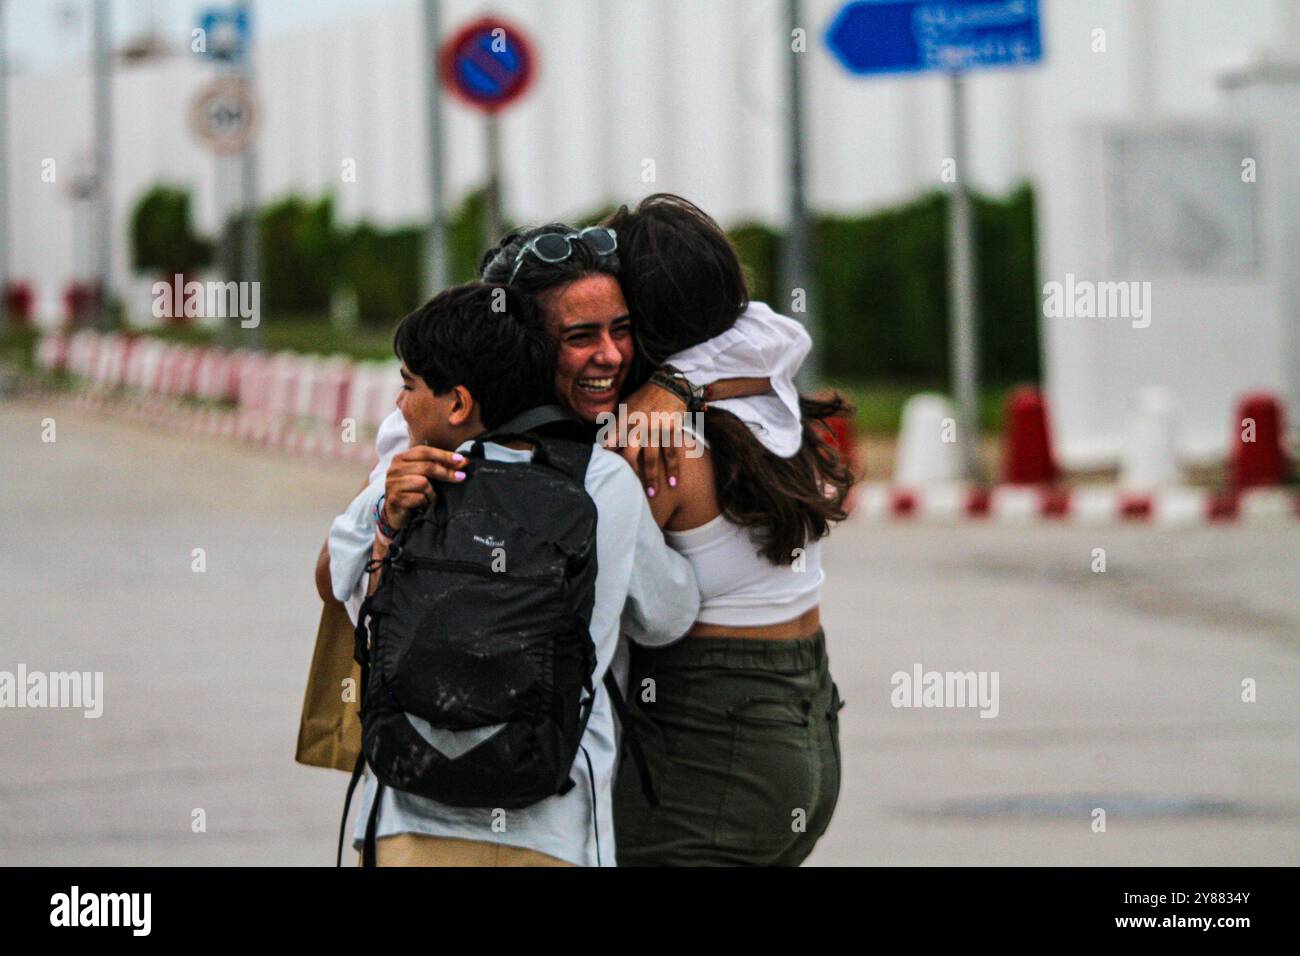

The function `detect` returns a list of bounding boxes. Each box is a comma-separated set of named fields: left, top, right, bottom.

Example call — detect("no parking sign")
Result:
left=439, top=17, right=536, bottom=113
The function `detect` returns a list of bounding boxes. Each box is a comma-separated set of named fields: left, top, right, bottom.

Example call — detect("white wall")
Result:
left=5, top=0, right=1296, bottom=458
left=1032, top=0, right=1299, bottom=465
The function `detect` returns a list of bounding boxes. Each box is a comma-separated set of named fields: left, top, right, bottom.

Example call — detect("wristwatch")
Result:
left=649, top=365, right=708, bottom=412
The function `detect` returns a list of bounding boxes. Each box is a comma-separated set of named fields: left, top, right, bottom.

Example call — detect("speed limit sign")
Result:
left=190, top=77, right=257, bottom=155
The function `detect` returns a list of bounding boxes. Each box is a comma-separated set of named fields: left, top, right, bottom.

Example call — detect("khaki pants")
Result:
left=358, top=833, right=574, bottom=867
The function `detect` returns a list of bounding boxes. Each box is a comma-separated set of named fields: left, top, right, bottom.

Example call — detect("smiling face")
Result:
left=541, top=273, right=634, bottom=424
left=396, top=362, right=479, bottom=450
left=395, top=363, right=446, bottom=447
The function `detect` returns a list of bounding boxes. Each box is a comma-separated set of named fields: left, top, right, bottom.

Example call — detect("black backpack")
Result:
left=338, top=406, right=605, bottom=866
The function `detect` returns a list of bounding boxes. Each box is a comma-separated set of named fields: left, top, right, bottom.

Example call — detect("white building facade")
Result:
left=5, top=0, right=1297, bottom=461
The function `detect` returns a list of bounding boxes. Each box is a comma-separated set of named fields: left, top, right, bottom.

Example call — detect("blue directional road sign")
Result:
left=826, top=0, right=1042, bottom=76
left=198, top=7, right=250, bottom=64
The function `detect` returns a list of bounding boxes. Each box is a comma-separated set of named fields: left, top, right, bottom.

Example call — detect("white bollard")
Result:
left=312, top=355, right=353, bottom=425
left=1120, top=386, right=1183, bottom=490
left=127, top=338, right=164, bottom=393
left=235, top=352, right=272, bottom=413
left=87, top=333, right=112, bottom=386
left=349, top=360, right=400, bottom=430
left=93, top=334, right=129, bottom=388
left=224, top=349, right=257, bottom=404
left=194, top=348, right=230, bottom=401
left=267, top=351, right=304, bottom=422
left=66, top=330, right=99, bottom=380
left=36, top=333, right=67, bottom=373
left=292, top=354, right=325, bottom=421
left=157, top=344, right=186, bottom=397
left=177, top=346, right=204, bottom=398
left=894, top=392, right=964, bottom=487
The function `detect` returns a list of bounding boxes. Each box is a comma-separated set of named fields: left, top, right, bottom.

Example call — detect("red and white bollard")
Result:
left=1230, top=392, right=1289, bottom=488
left=1001, top=386, right=1057, bottom=485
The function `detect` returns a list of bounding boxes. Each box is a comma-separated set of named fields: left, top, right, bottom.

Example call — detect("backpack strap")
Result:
left=484, top=404, right=584, bottom=439
left=361, top=782, right=384, bottom=867
left=472, top=405, right=596, bottom=486
left=579, top=744, right=602, bottom=867
left=603, top=671, right=659, bottom=807
left=336, top=752, right=366, bottom=867
left=471, top=431, right=596, bottom=489
left=338, top=594, right=380, bottom=867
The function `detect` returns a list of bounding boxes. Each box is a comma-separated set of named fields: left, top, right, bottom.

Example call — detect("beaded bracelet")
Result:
left=373, top=493, right=400, bottom=541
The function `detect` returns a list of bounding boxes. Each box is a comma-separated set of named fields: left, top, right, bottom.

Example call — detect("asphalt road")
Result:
left=1, top=400, right=1296, bottom=865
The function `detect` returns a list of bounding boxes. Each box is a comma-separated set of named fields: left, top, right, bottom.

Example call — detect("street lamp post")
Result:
left=423, top=0, right=448, bottom=298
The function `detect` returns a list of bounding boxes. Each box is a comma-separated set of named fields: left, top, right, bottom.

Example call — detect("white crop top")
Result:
left=664, top=514, right=823, bottom=627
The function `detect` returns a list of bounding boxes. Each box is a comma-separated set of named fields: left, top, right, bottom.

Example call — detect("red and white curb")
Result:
left=29, top=329, right=400, bottom=469
left=856, top=482, right=1300, bottom=526
left=30, top=385, right=378, bottom=467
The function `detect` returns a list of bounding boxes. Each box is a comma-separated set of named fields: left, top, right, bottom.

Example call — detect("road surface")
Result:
left=1, top=400, right=1295, bottom=865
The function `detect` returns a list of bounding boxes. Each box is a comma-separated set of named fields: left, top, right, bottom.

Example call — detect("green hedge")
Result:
left=258, top=196, right=339, bottom=314
left=134, top=183, right=1039, bottom=381
left=255, top=191, right=486, bottom=326
left=129, top=185, right=213, bottom=277
left=733, top=184, right=1039, bottom=384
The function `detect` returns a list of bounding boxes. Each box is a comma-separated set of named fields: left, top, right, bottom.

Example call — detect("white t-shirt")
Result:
left=328, top=441, right=699, bottom=866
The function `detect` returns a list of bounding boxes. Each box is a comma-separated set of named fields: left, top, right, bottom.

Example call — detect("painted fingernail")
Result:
left=647, top=486, right=656, bottom=498
left=668, top=476, right=677, bottom=488
left=454, top=471, right=467, bottom=481
left=452, top=453, right=466, bottom=464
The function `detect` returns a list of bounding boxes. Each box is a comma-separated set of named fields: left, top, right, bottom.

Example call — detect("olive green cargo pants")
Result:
left=614, top=629, right=843, bottom=866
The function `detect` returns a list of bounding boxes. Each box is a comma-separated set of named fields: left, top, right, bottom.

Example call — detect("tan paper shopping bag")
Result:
left=295, top=600, right=362, bottom=772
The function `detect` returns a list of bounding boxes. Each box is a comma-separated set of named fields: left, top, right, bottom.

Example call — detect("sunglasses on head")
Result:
left=508, top=226, right=618, bottom=284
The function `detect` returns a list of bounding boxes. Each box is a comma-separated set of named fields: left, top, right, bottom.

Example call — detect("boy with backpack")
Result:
left=332, top=283, right=699, bottom=866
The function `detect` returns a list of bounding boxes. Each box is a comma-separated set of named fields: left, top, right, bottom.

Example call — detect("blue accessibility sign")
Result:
left=826, top=0, right=1042, bottom=76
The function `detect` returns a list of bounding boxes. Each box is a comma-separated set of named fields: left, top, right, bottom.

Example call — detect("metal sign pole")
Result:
left=484, top=112, right=503, bottom=247
left=784, top=0, right=820, bottom=390
left=236, top=0, right=261, bottom=348
left=946, top=69, right=981, bottom=482
left=92, top=0, right=112, bottom=329
left=440, top=16, right=534, bottom=252
left=0, top=0, right=9, bottom=329
left=422, top=0, right=448, bottom=297
left=825, top=0, right=1042, bottom=482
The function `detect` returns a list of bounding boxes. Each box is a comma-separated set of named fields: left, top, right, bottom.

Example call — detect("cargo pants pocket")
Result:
left=713, top=695, right=817, bottom=853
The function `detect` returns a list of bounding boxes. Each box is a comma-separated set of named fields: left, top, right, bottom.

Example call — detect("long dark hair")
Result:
left=606, top=194, right=855, bottom=564
left=605, top=194, right=746, bottom=370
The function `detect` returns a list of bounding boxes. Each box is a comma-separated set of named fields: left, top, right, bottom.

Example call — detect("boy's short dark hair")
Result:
left=393, top=283, right=556, bottom=431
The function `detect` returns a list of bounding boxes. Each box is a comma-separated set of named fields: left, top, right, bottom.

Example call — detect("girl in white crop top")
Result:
left=653, top=425, right=825, bottom=629
left=639, top=409, right=846, bottom=638
left=606, top=194, right=856, bottom=866
left=663, top=514, right=823, bottom=628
